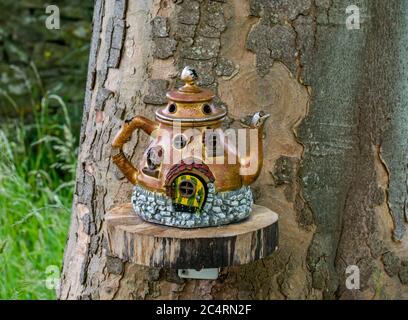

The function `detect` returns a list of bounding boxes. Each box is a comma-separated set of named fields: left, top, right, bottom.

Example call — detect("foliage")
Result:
left=0, top=64, right=78, bottom=299
left=0, top=0, right=91, bottom=299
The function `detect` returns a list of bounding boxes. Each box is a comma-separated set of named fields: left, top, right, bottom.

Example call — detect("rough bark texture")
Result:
left=59, top=0, right=408, bottom=300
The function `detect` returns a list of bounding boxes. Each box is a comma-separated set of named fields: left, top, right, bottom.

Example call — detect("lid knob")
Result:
left=165, top=67, right=215, bottom=102
left=180, top=66, right=200, bottom=93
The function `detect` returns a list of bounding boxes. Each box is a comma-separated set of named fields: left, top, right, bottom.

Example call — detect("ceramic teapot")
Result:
left=112, top=67, right=270, bottom=228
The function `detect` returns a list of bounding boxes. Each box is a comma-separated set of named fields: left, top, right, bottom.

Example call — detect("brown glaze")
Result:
left=156, top=102, right=226, bottom=126
left=111, top=67, right=269, bottom=194
left=111, top=116, right=158, bottom=184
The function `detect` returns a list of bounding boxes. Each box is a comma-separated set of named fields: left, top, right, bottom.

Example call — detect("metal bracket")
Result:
left=178, top=268, right=219, bottom=280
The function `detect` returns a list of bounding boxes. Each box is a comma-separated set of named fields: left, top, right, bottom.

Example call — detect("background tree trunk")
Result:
left=59, top=0, right=408, bottom=300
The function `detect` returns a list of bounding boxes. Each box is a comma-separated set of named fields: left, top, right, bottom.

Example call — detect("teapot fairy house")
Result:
left=106, top=67, right=278, bottom=276
left=111, top=67, right=270, bottom=228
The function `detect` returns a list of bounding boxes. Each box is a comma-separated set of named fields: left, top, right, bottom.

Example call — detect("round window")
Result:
left=173, top=134, right=187, bottom=149
left=168, top=103, right=177, bottom=113
left=178, top=180, right=196, bottom=197
left=202, top=104, right=212, bottom=115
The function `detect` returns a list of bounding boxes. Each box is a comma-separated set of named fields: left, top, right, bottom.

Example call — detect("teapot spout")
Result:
left=239, top=111, right=270, bottom=186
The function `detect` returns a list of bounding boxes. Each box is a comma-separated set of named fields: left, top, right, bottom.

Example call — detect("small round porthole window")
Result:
left=202, top=104, right=212, bottom=115
left=173, top=134, right=187, bottom=149
left=178, top=180, right=196, bottom=197
left=168, top=103, right=177, bottom=113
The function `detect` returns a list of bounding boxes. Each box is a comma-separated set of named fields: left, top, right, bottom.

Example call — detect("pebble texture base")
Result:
left=131, top=183, right=254, bottom=228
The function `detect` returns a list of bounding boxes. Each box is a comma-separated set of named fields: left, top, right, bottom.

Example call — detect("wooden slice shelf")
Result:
left=105, top=203, right=279, bottom=269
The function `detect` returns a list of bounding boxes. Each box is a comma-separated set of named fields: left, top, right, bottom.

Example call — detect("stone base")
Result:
left=131, top=183, right=254, bottom=228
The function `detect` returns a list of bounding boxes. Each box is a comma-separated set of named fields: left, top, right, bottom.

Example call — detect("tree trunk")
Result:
left=59, top=0, right=408, bottom=300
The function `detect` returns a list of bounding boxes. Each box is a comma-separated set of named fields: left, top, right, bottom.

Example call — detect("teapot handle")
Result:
left=111, top=116, right=158, bottom=184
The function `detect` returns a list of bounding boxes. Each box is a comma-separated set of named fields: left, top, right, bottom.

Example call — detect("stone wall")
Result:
left=0, top=0, right=93, bottom=122
left=132, top=183, right=253, bottom=228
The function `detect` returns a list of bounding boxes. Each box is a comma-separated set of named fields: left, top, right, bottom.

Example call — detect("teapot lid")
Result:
left=155, top=67, right=226, bottom=125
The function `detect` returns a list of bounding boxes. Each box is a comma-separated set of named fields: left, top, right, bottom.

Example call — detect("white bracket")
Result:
left=178, top=268, right=219, bottom=280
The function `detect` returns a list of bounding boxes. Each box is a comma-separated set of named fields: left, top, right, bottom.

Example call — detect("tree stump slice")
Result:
left=105, top=203, right=279, bottom=269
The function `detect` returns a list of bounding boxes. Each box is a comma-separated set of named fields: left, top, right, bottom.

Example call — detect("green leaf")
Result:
left=0, top=240, right=7, bottom=254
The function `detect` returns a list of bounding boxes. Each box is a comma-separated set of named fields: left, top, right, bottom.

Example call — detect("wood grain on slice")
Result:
left=105, top=203, right=279, bottom=269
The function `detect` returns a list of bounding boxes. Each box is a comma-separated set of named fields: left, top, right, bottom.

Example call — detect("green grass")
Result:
left=0, top=69, right=78, bottom=299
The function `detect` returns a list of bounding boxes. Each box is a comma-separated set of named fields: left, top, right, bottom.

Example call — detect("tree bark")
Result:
left=59, top=0, right=408, bottom=300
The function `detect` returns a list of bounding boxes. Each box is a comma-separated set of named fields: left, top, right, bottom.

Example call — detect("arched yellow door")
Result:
left=172, top=174, right=206, bottom=212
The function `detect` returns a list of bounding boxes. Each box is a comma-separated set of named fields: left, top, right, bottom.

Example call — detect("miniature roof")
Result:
left=155, top=67, right=226, bottom=124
